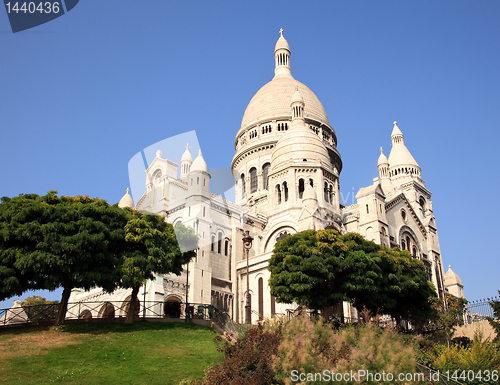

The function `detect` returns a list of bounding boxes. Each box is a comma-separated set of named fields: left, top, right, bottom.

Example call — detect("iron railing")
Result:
left=464, top=297, right=498, bottom=324
left=0, top=300, right=239, bottom=336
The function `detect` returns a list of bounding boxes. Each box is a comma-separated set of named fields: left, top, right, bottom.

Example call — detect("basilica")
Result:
left=69, top=32, right=462, bottom=323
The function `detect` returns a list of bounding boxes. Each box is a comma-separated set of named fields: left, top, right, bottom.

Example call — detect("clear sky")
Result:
left=1, top=0, right=499, bottom=309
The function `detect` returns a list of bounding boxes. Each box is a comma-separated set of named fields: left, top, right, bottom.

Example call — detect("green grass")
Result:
left=0, top=321, right=223, bottom=385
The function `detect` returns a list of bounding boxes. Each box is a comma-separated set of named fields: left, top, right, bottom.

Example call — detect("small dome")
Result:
left=388, top=143, right=419, bottom=168
left=118, top=188, right=134, bottom=209
left=190, top=150, right=208, bottom=173
left=388, top=122, right=420, bottom=169
left=181, top=143, right=192, bottom=162
left=378, top=147, right=388, bottom=166
left=271, top=111, right=330, bottom=171
left=444, top=265, right=463, bottom=287
left=275, top=35, right=290, bottom=52
left=290, top=87, right=304, bottom=105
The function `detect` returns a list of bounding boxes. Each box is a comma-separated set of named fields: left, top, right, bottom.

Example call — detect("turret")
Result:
left=180, top=143, right=192, bottom=181
left=388, top=121, right=422, bottom=185
left=377, top=147, right=394, bottom=196
left=274, top=28, right=291, bottom=77
left=188, top=150, right=211, bottom=196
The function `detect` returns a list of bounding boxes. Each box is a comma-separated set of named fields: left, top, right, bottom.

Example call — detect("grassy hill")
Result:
left=0, top=321, right=223, bottom=385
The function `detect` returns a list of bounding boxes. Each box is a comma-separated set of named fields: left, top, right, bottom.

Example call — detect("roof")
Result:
left=191, top=150, right=208, bottom=173
left=240, top=34, right=329, bottom=130
left=118, top=188, right=134, bottom=208
left=444, top=265, right=463, bottom=287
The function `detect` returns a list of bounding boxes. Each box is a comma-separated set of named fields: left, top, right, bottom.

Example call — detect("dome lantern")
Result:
left=180, top=143, right=193, bottom=179
left=274, top=28, right=291, bottom=77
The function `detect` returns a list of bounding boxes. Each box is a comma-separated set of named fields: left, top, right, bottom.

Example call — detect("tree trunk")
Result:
left=321, top=304, right=333, bottom=322
left=125, top=286, right=140, bottom=324
left=55, top=282, right=72, bottom=325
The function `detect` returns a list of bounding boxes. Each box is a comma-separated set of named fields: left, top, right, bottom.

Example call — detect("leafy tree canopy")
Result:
left=268, top=229, right=436, bottom=323
left=119, top=214, right=198, bottom=323
left=0, top=191, right=130, bottom=324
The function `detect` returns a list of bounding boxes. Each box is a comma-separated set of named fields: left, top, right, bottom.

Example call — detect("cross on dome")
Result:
left=279, top=28, right=284, bottom=37
left=380, top=147, right=383, bottom=153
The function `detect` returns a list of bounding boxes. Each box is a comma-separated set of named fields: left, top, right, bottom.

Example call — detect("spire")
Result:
left=274, top=29, right=291, bottom=77
left=387, top=121, right=421, bottom=180
left=391, top=121, right=404, bottom=145
left=377, top=147, right=388, bottom=166
left=180, top=143, right=193, bottom=179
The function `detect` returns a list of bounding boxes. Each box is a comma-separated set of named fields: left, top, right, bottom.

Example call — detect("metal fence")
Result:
left=0, top=300, right=239, bottom=336
left=464, top=297, right=498, bottom=324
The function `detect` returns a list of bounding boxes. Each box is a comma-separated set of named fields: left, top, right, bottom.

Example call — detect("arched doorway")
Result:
left=98, top=302, right=115, bottom=319
left=79, top=310, right=92, bottom=320
left=164, top=296, right=182, bottom=318
left=122, top=295, right=141, bottom=318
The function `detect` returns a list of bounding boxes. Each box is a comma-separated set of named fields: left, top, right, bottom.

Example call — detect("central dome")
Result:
left=240, top=31, right=330, bottom=130
left=241, top=78, right=330, bottom=130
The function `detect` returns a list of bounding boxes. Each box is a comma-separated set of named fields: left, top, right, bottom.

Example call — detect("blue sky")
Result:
left=1, top=1, right=499, bottom=308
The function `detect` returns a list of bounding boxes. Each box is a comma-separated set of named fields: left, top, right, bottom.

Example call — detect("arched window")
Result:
left=153, top=169, right=162, bottom=186
left=224, top=239, right=229, bottom=256
left=276, top=184, right=281, bottom=205
left=298, top=179, right=305, bottom=199
left=211, top=236, right=215, bottom=252
left=412, top=246, right=418, bottom=258
left=309, top=179, right=314, bottom=187
left=262, top=163, right=270, bottom=190
left=381, top=227, right=387, bottom=246
left=324, top=182, right=329, bottom=203
left=241, top=174, right=246, bottom=199
left=258, top=278, right=264, bottom=320
left=250, top=167, right=257, bottom=193
left=329, top=184, right=333, bottom=204
left=401, top=240, right=406, bottom=250
left=218, top=233, right=222, bottom=254
left=419, top=197, right=426, bottom=218
left=283, top=182, right=289, bottom=202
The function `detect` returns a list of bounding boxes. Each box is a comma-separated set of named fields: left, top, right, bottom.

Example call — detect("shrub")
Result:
left=274, top=315, right=419, bottom=385
left=428, top=332, right=500, bottom=385
left=193, top=324, right=282, bottom=385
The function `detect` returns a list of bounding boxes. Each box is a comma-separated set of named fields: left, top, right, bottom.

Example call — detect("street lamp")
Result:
left=242, top=230, right=254, bottom=324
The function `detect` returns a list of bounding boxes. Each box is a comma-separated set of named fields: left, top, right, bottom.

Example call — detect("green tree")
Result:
left=377, top=247, right=437, bottom=328
left=268, top=229, right=435, bottom=325
left=119, top=216, right=197, bottom=323
left=0, top=192, right=129, bottom=325
left=430, top=292, right=468, bottom=347
left=268, top=230, right=383, bottom=318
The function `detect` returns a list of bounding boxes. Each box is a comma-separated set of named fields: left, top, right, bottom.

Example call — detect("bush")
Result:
left=193, top=323, right=282, bottom=385
left=274, top=315, right=420, bottom=385
left=428, top=332, right=500, bottom=385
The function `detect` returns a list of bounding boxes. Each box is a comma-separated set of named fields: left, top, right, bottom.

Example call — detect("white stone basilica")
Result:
left=70, top=32, right=461, bottom=323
